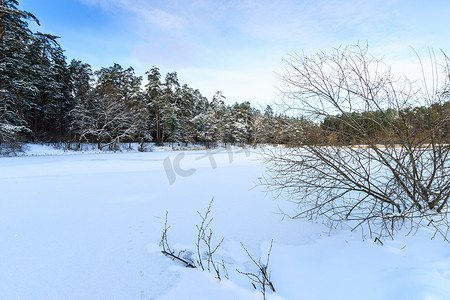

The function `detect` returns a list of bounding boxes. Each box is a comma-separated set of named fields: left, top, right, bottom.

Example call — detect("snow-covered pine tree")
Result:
left=209, top=91, right=226, bottom=143
left=223, top=107, right=236, bottom=144
left=177, top=84, right=196, bottom=145
left=28, top=32, right=70, bottom=138
left=204, top=106, right=218, bottom=146
left=92, top=64, right=143, bottom=150
left=262, top=105, right=276, bottom=143
left=161, top=72, right=181, bottom=145
left=68, top=60, right=95, bottom=146
left=145, top=67, right=163, bottom=144
left=129, top=92, right=152, bottom=151
left=190, top=89, right=209, bottom=143
left=231, top=101, right=254, bottom=144
left=0, top=0, right=37, bottom=147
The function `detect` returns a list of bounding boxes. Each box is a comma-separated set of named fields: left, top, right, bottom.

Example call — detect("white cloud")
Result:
left=77, top=0, right=450, bottom=104
left=139, top=8, right=184, bottom=30
left=79, top=0, right=184, bottom=31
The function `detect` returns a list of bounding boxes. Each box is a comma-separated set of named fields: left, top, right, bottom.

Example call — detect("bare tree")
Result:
left=265, top=45, right=450, bottom=239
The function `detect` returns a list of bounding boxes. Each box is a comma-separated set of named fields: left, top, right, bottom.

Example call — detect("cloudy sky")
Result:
left=19, top=0, right=450, bottom=106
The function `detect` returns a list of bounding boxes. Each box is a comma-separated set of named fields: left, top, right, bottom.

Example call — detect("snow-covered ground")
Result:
left=1, top=149, right=450, bottom=299
left=11, top=142, right=279, bottom=157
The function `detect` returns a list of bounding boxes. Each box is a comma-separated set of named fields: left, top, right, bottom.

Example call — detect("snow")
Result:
left=13, top=143, right=280, bottom=157
left=1, top=148, right=450, bottom=299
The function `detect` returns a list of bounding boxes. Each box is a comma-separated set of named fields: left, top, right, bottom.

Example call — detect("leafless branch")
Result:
left=237, top=240, right=276, bottom=299
left=196, top=198, right=225, bottom=280
left=160, top=211, right=196, bottom=268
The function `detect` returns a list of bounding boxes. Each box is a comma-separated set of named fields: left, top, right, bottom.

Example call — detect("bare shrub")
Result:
left=160, top=199, right=227, bottom=279
left=160, top=211, right=196, bottom=268
left=265, top=45, right=450, bottom=239
left=196, top=198, right=225, bottom=280
left=237, top=240, right=276, bottom=299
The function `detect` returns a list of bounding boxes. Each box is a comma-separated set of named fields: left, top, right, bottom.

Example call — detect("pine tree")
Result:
left=27, top=32, right=70, bottom=138
left=231, top=101, right=254, bottom=144
left=68, top=60, right=94, bottom=146
left=161, top=72, right=181, bottom=144
left=145, top=67, right=163, bottom=144
left=262, top=105, right=276, bottom=143
left=210, top=91, right=226, bottom=142
left=130, top=93, right=152, bottom=151
left=223, top=107, right=236, bottom=144
left=177, top=84, right=196, bottom=144
left=0, top=0, right=38, bottom=145
left=92, top=64, right=143, bottom=149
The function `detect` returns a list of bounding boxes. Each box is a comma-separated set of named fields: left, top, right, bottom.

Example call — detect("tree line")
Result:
left=1, top=1, right=448, bottom=153
left=312, top=103, right=450, bottom=146
left=0, top=0, right=303, bottom=151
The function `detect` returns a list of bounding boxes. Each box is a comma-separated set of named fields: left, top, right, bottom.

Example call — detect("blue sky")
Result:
left=19, top=0, right=450, bottom=106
